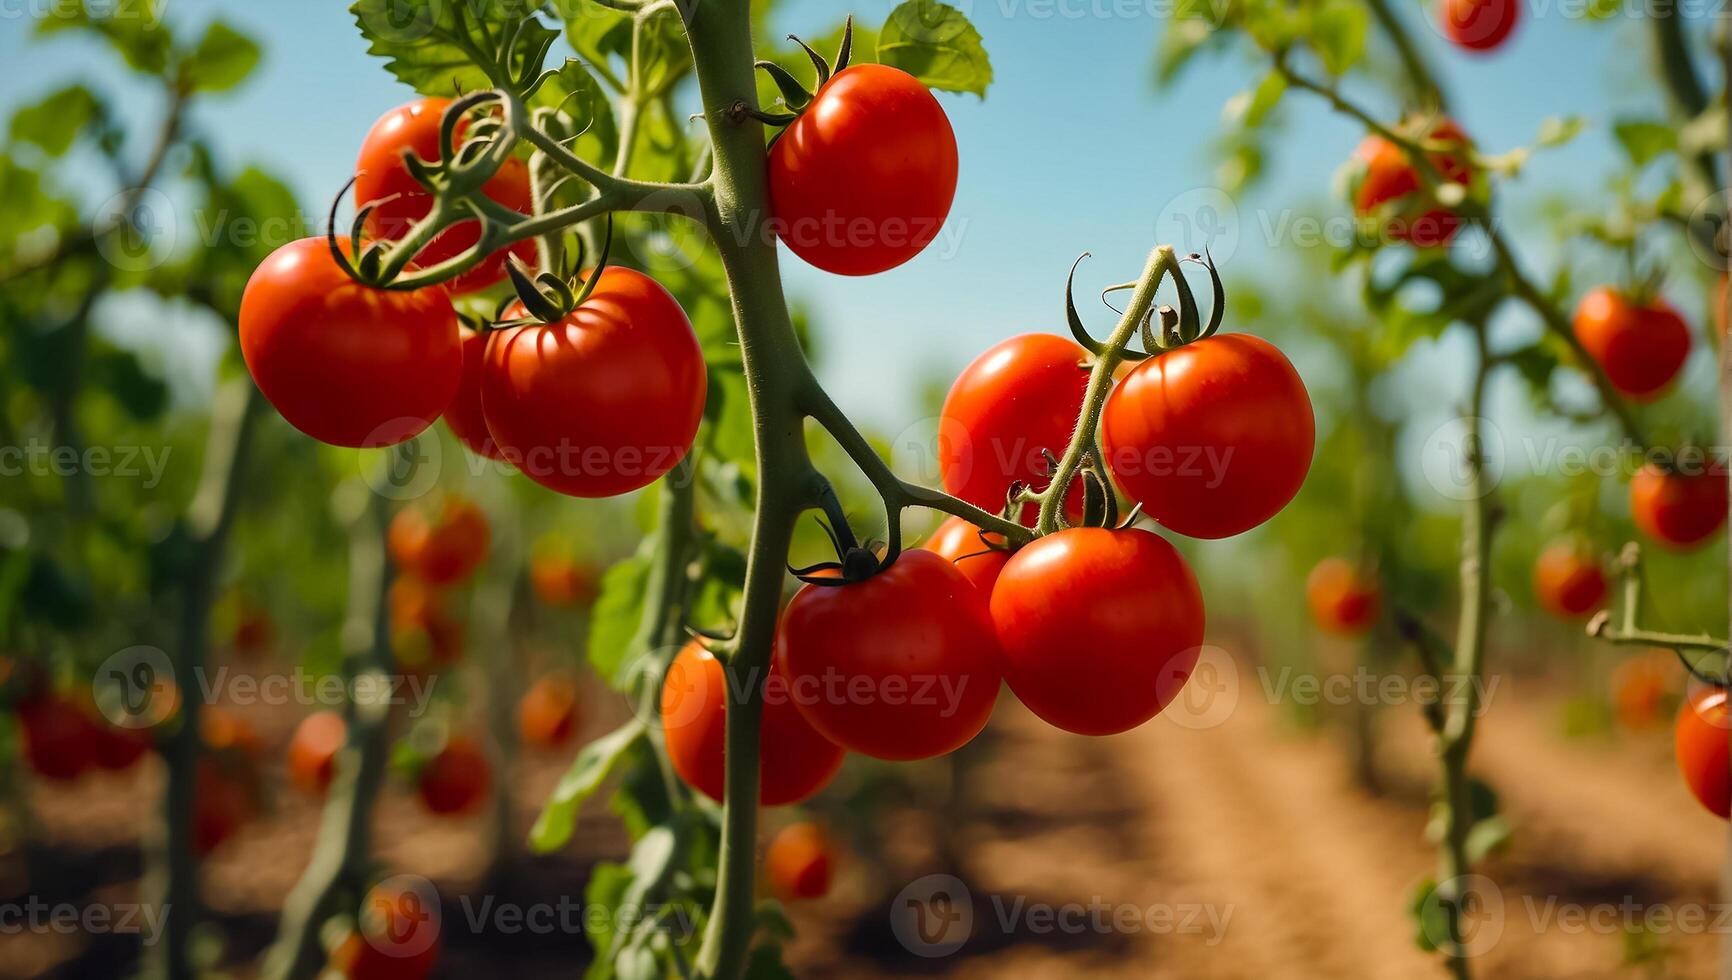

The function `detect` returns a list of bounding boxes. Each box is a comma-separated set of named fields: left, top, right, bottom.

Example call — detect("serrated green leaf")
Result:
left=181, top=21, right=261, bottom=93
left=10, top=86, right=102, bottom=157
left=530, top=719, right=647, bottom=852
left=351, top=0, right=551, bottom=97
left=878, top=0, right=993, bottom=98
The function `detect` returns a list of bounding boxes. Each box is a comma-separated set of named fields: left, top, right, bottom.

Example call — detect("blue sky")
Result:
left=0, top=0, right=1698, bottom=436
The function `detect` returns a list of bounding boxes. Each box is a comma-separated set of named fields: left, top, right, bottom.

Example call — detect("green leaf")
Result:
left=1464, top=815, right=1511, bottom=863
left=1224, top=71, right=1285, bottom=129
left=878, top=0, right=993, bottom=98
left=742, top=943, right=798, bottom=980
left=1155, top=16, right=1217, bottom=87
left=1612, top=119, right=1676, bottom=167
left=1406, top=877, right=1446, bottom=953
left=587, top=543, right=654, bottom=684
left=37, top=0, right=172, bottom=75
left=1310, top=0, right=1368, bottom=76
left=180, top=21, right=262, bottom=93
left=88, top=344, right=169, bottom=421
left=581, top=861, right=633, bottom=974
left=350, top=0, right=551, bottom=97
left=10, top=86, right=103, bottom=157
left=529, top=719, right=647, bottom=853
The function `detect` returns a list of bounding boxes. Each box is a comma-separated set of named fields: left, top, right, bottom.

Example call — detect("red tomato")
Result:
left=417, top=736, right=491, bottom=815
left=1440, top=0, right=1519, bottom=51
left=443, top=326, right=506, bottom=460
left=240, top=238, right=460, bottom=448
left=482, top=268, right=705, bottom=498
left=93, top=723, right=153, bottom=771
left=1675, top=688, right=1730, bottom=819
left=231, top=602, right=274, bottom=658
left=1353, top=118, right=1473, bottom=248
left=202, top=706, right=266, bottom=761
left=661, top=641, right=844, bottom=806
left=768, top=64, right=957, bottom=276
left=388, top=495, right=490, bottom=586
left=920, top=516, right=1010, bottom=594
left=1612, top=652, right=1674, bottom=730
left=518, top=674, right=581, bottom=749
left=1531, top=541, right=1607, bottom=620
left=332, top=882, right=443, bottom=980
left=529, top=554, right=598, bottom=608
left=1101, top=334, right=1313, bottom=539
left=354, top=97, right=537, bottom=295
left=990, top=528, right=1204, bottom=736
left=779, top=550, right=1000, bottom=760
left=1573, top=287, right=1692, bottom=402
left=1306, top=558, right=1381, bottom=636
left=288, top=710, right=348, bottom=797
left=939, top=334, right=1091, bottom=523
left=194, top=760, right=256, bottom=855
left=17, top=695, right=100, bottom=781
left=1630, top=462, right=1727, bottom=551
left=765, top=822, right=834, bottom=902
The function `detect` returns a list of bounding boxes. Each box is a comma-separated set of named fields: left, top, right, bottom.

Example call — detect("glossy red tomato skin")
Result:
left=780, top=550, right=1001, bottom=761
left=1531, top=541, right=1608, bottom=619
left=1353, top=118, right=1473, bottom=248
left=240, top=238, right=460, bottom=448
left=661, top=642, right=845, bottom=806
left=1630, top=462, right=1728, bottom=551
left=481, top=268, right=705, bottom=498
left=443, top=326, right=506, bottom=460
left=354, top=97, right=537, bottom=295
left=1306, top=558, right=1381, bottom=636
left=990, top=528, right=1205, bottom=736
left=768, top=64, right=957, bottom=276
left=1573, top=287, right=1692, bottom=402
left=939, top=334, right=1091, bottom=523
left=1440, top=0, right=1519, bottom=51
left=1675, top=688, right=1730, bottom=819
left=1101, top=334, right=1313, bottom=540
left=921, top=516, right=1010, bottom=594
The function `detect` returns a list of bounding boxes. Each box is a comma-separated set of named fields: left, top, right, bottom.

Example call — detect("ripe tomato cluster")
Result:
left=240, top=99, right=707, bottom=500
left=1350, top=117, right=1475, bottom=249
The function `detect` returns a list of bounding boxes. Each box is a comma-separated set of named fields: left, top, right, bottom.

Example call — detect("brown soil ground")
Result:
left=2, top=654, right=1726, bottom=979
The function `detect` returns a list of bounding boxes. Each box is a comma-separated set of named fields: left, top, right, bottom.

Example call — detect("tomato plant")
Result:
left=920, top=516, right=1010, bottom=593
left=387, top=494, right=490, bottom=586
left=1351, top=118, right=1473, bottom=249
left=1305, top=558, right=1381, bottom=637
left=661, top=641, right=844, bottom=805
left=518, top=673, right=581, bottom=749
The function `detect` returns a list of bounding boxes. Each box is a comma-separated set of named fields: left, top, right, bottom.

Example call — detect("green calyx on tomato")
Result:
left=497, top=215, right=615, bottom=327
left=1067, top=249, right=1226, bottom=361
left=787, top=485, right=891, bottom=586
left=750, top=17, right=857, bottom=126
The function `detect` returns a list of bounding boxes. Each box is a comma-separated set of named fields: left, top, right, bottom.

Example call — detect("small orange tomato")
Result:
left=288, top=711, right=348, bottom=797
left=1675, top=687, right=1730, bottom=819
left=1305, top=557, right=1380, bottom=636
left=518, top=674, right=581, bottom=749
left=530, top=553, right=598, bottom=608
left=1531, top=541, right=1607, bottom=620
left=765, top=822, right=834, bottom=902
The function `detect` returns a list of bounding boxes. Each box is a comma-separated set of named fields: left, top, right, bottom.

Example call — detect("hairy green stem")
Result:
left=1035, top=246, right=1175, bottom=535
